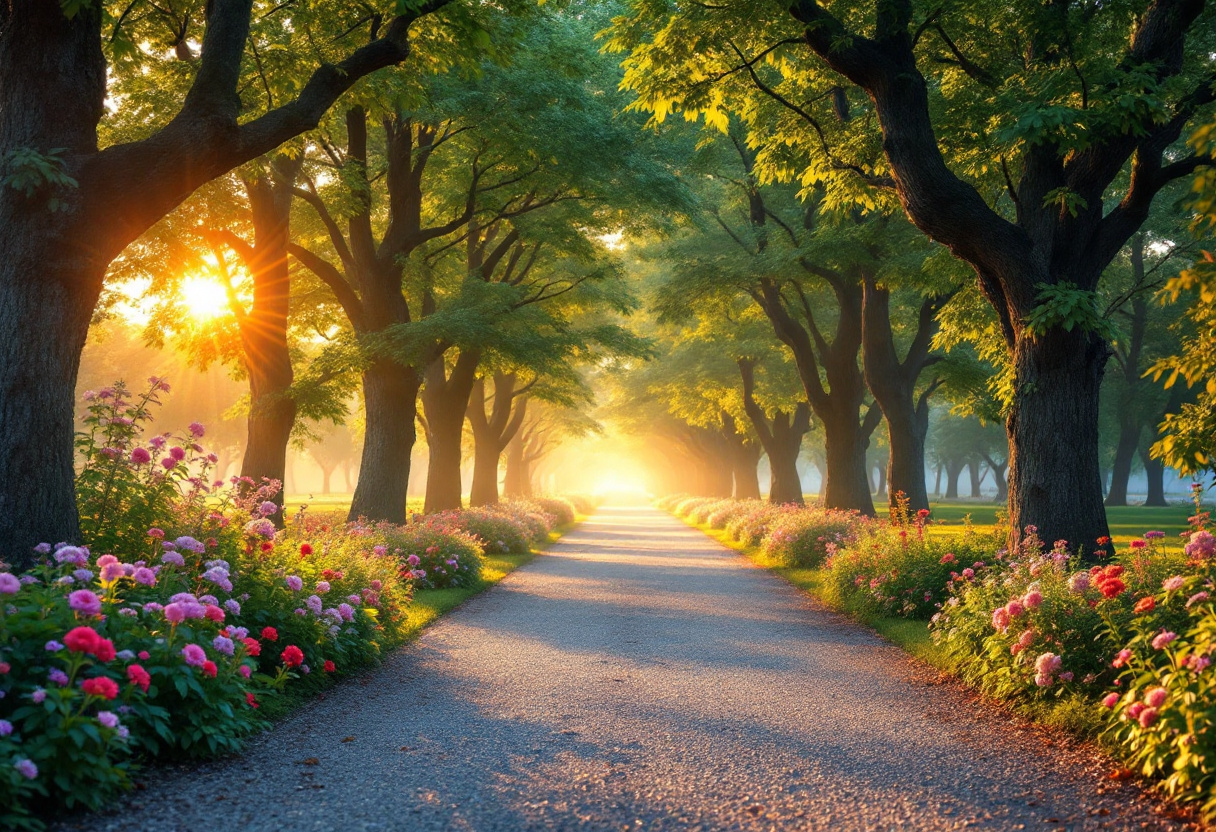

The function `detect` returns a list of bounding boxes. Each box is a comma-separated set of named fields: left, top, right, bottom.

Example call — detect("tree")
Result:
left=0, top=0, right=466, bottom=563
left=611, top=0, right=1215, bottom=548
left=738, top=358, right=811, bottom=504
left=466, top=373, right=531, bottom=506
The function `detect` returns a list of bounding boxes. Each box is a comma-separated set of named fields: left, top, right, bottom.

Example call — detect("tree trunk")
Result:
left=348, top=360, right=420, bottom=524
left=0, top=6, right=107, bottom=567
left=821, top=408, right=876, bottom=514
left=1105, top=413, right=1141, bottom=507
left=422, top=352, right=480, bottom=513
left=1006, top=330, right=1111, bottom=550
left=733, top=441, right=762, bottom=500
left=968, top=460, right=984, bottom=498
left=945, top=459, right=964, bottom=499
left=873, top=461, right=887, bottom=498
left=982, top=455, right=1010, bottom=503
left=1142, top=452, right=1166, bottom=507
left=469, top=439, right=501, bottom=507
left=231, top=156, right=302, bottom=523
left=467, top=375, right=528, bottom=507
left=934, top=463, right=943, bottom=497
left=503, top=434, right=526, bottom=498
left=320, top=465, right=333, bottom=495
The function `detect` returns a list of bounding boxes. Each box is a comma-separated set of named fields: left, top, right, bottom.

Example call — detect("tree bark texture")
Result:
left=348, top=360, right=421, bottom=523
left=467, top=375, right=528, bottom=507
left=421, top=348, right=481, bottom=513
left=738, top=359, right=809, bottom=505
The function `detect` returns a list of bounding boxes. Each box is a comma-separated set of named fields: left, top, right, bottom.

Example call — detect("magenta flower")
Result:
left=0, top=573, right=19, bottom=595
left=14, top=759, right=37, bottom=780
left=1102, top=693, right=1119, bottom=708
left=1187, top=591, right=1209, bottom=608
left=181, top=644, right=207, bottom=667
left=164, top=603, right=186, bottom=624
left=1112, top=648, right=1133, bottom=668
left=132, top=567, right=156, bottom=586
left=315, top=581, right=330, bottom=594
left=1151, top=631, right=1178, bottom=650
left=130, top=447, right=151, bottom=464
left=97, top=711, right=119, bottom=728
left=285, top=575, right=303, bottom=592
left=1138, top=707, right=1159, bottom=728
left=169, top=446, right=186, bottom=461
left=161, top=458, right=177, bottom=470
left=189, top=422, right=206, bottom=437
left=100, top=562, right=126, bottom=584
left=68, top=589, right=102, bottom=616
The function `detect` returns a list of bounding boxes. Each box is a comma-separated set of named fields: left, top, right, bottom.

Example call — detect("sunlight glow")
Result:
left=180, top=277, right=231, bottom=323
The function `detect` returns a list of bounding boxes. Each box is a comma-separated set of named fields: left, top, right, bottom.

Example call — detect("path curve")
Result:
left=58, top=506, right=1185, bottom=831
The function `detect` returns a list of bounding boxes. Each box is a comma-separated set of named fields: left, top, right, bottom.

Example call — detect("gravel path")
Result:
left=57, top=505, right=1188, bottom=831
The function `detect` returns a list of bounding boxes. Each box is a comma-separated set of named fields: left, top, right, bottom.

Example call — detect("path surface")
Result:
left=60, top=506, right=1184, bottom=831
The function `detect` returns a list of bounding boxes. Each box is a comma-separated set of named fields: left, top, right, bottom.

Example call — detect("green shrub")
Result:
left=533, top=497, right=577, bottom=527
left=724, top=502, right=785, bottom=546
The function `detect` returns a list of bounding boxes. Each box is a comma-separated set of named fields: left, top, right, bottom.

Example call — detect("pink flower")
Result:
left=181, top=644, right=207, bottom=668
left=1187, top=591, right=1209, bottom=608
left=1102, top=693, right=1120, bottom=708
left=240, top=664, right=252, bottom=678
left=1034, top=652, right=1062, bottom=675
left=132, top=567, right=156, bottom=586
left=1023, top=590, right=1043, bottom=610
left=189, top=422, right=206, bottom=437
left=315, top=581, right=330, bottom=594
left=147, top=528, right=165, bottom=540
left=1138, top=707, right=1159, bottom=728
left=204, top=604, right=225, bottom=622
left=164, top=603, right=186, bottom=624
left=1151, top=631, right=1178, bottom=650
left=1162, top=576, right=1185, bottom=592
left=1144, top=687, right=1168, bottom=708
left=1005, top=599, right=1025, bottom=618
left=940, top=553, right=956, bottom=564
left=14, top=759, right=37, bottom=780
left=169, top=446, right=186, bottom=461
left=1185, top=530, right=1216, bottom=560
left=1126, top=702, right=1145, bottom=720
left=1112, top=649, right=1133, bottom=668
left=1018, top=629, right=1035, bottom=648
left=0, top=573, right=19, bottom=594
left=68, top=589, right=102, bottom=616
left=130, top=447, right=151, bottom=464
left=161, top=458, right=177, bottom=470
left=100, top=562, right=126, bottom=583
left=961, top=568, right=974, bottom=579
left=285, top=575, right=303, bottom=592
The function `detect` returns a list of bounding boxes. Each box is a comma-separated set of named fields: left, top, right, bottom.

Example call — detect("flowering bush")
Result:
left=532, top=497, right=577, bottom=528
left=825, top=504, right=997, bottom=619
left=760, top=507, right=865, bottom=568
left=431, top=507, right=533, bottom=555
left=562, top=494, right=600, bottom=516
left=380, top=518, right=484, bottom=590
left=490, top=500, right=555, bottom=545
left=724, top=502, right=786, bottom=546
left=705, top=500, right=757, bottom=530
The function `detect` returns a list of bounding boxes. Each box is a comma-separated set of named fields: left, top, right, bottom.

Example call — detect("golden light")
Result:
left=179, top=276, right=231, bottom=322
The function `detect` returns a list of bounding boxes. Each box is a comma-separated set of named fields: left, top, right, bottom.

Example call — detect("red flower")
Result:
left=261, top=627, right=278, bottom=642
left=246, top=692, right=259, bottom=709
left=300, top=543, right=314, bottom=556
left=202, top=660, right=217, bottom=678
left=82, top=677, right=119, bottom=700
left=260, top=541, right=274, bottom=552
left=92, top=638, right=117, bottom=663
left=1097, top=536, right=1111, bottom=545
left=64, top=626, right=101, bottom=654
left=281, top=645, right=304, bottom=668
left=127, top=664, right=151, bottom=692
left=323, top=660, right=336, bottom=673
left=242, top=637, right=261, bottom=657
left=204, top=605, right=225, bottom=622
left=1100, top=577, right=1127, bottom=599
left=1133, top=596, right=1156, bottom=614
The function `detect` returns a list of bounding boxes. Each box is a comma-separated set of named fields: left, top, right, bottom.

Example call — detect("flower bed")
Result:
left=759, top=507, right=865, bottom=568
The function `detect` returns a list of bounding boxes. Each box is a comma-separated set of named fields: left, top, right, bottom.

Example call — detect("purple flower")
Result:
left=54, top=546, right=89, bottom=566
left=1152, top=631, right=1178, bottom=650
left=132, top=567, right=156, bottom=586
left=244, top=518, right=276, bottom=539
left=97, top=711, right=119, bottom=728
left=175, top=536, right=205, bottom=554
left=189, top=421, right=206, bottom=437
left=406, top=554, right=420, bottom=567
left=286, top=575, right=303, bottom=592
left=48, top=669, right=68, bottom=686
left=0, top=720, right=12, bottom=736
left=44, top=640, right=64, bottom=652
left=68, top=589, right=102, bottom=616
left=212, top=636, right=235, bottom=656
left=224, top=599, right=241, bottom=615
left=315, top=581, right=330, bottom=594
left=258, top=501, right=278, bottom=517
left=347, top=594, right=361, bottom=605
left=143, top=602, right=163, bottom=613
left=14, top=759, right=37, bottom=780
left=31, top=688, right=46, bottom=704
left=161, top=551, right=185, bottom=567
left=181, top=644, right=207, bottom=668
left=0, top=573, right=19, bottom=594
left=306, top=595, right=323, bottom=615
left=338, top=603, right=355, bottom=622
left=34, top=542, right=52, bottom=554
left=73, top=568, right=94, bottom=582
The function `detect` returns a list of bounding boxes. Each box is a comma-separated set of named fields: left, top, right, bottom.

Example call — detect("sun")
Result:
left=179, top=276, right=231, bottom=322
